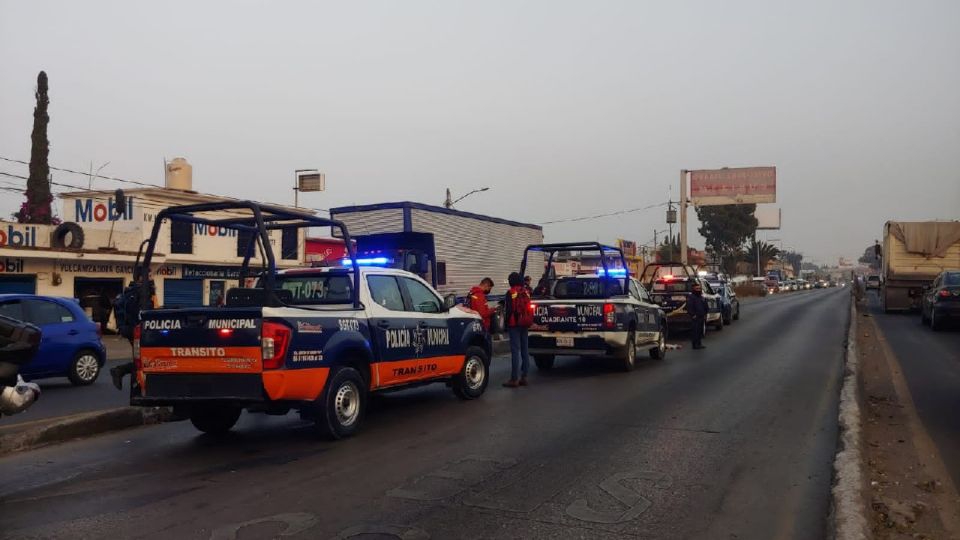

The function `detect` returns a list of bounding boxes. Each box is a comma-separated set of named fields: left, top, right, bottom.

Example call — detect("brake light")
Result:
left=261, top=321, right=291, bottom=369
left=529, top=303, right=537, bottom=312
left=218, top=328, right=233, bottom=337
left=133, top=324, right=142, bottom=371
left=938, top=289, right=951, bottom=298
left=603, top=303, right=616, bottom=329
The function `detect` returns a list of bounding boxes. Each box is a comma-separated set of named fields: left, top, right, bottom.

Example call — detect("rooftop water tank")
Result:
left=165, top=158, right=193, bottom=191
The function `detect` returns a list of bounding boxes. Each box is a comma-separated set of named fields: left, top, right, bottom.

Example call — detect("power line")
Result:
left=539, top=202, right=670, bottom=225
left=0, top=156, right=163, bottom=189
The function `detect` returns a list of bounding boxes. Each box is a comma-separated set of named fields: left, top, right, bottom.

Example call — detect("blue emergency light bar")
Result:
left=596, top=268, right=627, bottom=276
left=341, top=257, right=392, bottom=267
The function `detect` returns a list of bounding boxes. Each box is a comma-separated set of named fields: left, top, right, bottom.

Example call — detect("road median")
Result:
left=0, top=406, right=171, bottom=456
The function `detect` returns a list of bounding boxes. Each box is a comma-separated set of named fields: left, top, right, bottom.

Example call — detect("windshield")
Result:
left=552, top=277, right=625, bottom=299
left=272, top=273, right=354, bottom=305
left=943, top=272, right=960, bottom=286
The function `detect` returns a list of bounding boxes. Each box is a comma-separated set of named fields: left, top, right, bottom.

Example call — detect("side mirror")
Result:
left=443, top=294, right=457, bottom=311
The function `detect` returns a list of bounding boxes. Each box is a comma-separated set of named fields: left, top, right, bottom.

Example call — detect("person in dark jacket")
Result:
left=687, top=282, right=709, bottom=350
left=468, top=278, right=495, bottom=331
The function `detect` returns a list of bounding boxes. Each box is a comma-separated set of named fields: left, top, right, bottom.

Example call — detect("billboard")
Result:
left=689, top=166, right=776, bottom=206
left=616, top=239, right=638, bottom=257
left=755, top=206, right=781, bottom=230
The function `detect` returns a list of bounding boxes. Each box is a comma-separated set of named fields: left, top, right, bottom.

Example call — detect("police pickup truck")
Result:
left=522, top=243, right=667, bottom=372
left=639, top=262, right=722, bottom=334
left=117, top=202, right=491, bottom=439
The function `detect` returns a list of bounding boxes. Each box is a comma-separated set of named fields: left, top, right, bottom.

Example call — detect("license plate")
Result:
left=556, top=337, right=574, bottom=347
left=671, top=295, right=687, bottom=301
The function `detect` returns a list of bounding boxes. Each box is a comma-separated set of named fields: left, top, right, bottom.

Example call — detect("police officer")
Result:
left=688, top=282, right=709, bottom=350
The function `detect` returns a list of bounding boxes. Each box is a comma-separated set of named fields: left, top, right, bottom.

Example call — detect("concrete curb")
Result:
left=831, top=295, right=869, bottom=540
left=0, top=406, right=170, bottom=456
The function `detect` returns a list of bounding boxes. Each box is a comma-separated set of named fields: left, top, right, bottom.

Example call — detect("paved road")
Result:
left=865, top=291, right=960, bottom=489
left=4, top=337, right=132, bottom=426
left=0, top=288, right=847, bottom=540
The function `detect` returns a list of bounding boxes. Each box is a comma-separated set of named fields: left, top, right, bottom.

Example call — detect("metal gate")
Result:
left=162, top=279, right=203, bottom=308
left=0, top=276, right=36, bottom=294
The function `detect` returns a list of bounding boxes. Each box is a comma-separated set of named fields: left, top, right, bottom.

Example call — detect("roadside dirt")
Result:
left=857, top=304, right=960, bottom=539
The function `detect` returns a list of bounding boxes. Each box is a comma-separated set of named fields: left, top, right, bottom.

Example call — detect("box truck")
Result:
left=881, top=220, right=960, bottom=312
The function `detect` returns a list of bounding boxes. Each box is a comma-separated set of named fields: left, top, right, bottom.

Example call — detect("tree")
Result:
left=857, top=243, right=881, bottom=270
left=746, top=239, right=780, bottom=276
left=17, top=71, right=54, bottom=224
left=657, top=234, right=680, bottom=262
left=781, top=250, right=803, bottom=275
left=696, top=205, right=758, bottom=270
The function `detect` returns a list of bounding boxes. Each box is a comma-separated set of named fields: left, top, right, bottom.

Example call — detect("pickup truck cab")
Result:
left=640, top=263, right=722, bottom=333
left=521, top=243, right=667, bottom=372
left=118, top=202, right=491, bottom=439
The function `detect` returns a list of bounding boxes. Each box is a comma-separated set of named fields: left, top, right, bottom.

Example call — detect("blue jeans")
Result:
left=508, top=327, right=530, bottom=380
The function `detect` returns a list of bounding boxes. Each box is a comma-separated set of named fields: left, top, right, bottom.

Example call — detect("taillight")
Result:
left=603, top=303, right=616, bottom=329
left=133, top=324, right=142, bottom=370
left=938, top=289, right=951, bottom=299
left=262, top=321, right=291, bottom=369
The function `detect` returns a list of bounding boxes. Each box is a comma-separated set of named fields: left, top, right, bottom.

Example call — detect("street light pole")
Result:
left=445, top=187, right=490, bottom=209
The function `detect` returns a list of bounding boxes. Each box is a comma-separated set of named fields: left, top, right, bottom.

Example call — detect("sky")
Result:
left=1, top=0, right=958, bottom=266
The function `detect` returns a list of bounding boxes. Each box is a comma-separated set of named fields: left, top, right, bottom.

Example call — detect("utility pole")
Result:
left=680, top=169, right=688, bottom=265
left=444, top=188, right=453, bottom=209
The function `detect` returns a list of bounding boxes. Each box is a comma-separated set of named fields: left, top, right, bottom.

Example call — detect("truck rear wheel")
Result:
left=534, top=355, right=555, bottom=370
left=452, top=346, right=489, bottom=400
left=314, top=367, right=366, bottom=440
left=190, top=405, right=241, bottom=435
left=619, top=331, right=637, bottom=372
left=649, top=327, right=667, bottom=360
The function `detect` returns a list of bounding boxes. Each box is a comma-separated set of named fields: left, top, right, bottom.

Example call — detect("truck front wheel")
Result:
left=452, top=346, right=489, bottom=400
left=190, top=405, right=241, bottom=435
left=314, top=367, right=366, bottom=440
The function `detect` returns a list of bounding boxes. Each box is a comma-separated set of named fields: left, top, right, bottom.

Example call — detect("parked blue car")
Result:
left=0, top=294, right=106, bottom=385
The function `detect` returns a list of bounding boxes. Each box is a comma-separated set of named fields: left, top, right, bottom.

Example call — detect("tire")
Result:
left=67, top=350, right=101, bottom=386
left=930, top=310, right=942, bottom=331
left=649, top=326, right=667, bottom=360
left=51, top=222, right=85, bottom=249
left=920, top=307, right=929, bottom=325
left=314, top=367, right=366, bottom=440
left=534, top=354, right=555, bottom=370
left=452, top=346, right=490, bottom=400
left=620, top=330, right=637, bottom=372
left=722, top=308, right=732, bottom=326
left=190, top=405, right=241, bottom=435
left=713, top=317, right=724, bottom=331
left=733, top=305, right=740, bottom=321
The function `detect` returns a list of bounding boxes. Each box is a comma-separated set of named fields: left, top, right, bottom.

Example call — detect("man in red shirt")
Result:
left=468, top=277, right=495, bottom=331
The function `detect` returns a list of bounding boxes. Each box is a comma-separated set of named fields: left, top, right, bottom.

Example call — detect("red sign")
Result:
left=305, top=238, right=348, bottom=263
left=689, top=167, right=776, bottom=205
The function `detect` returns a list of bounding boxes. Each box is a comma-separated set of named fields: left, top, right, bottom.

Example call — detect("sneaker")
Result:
left=502, top=380, right=520, bottom=388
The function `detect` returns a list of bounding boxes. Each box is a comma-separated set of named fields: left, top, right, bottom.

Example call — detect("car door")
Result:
left=364, top=274, right=410, bottom=388
left=396, top=276, right=462, bottom=380
left=0, top=299, right=38, bottom=377
left=628, top=279, right=656, bottom=344
left=23, top=298, right=78, bottom=377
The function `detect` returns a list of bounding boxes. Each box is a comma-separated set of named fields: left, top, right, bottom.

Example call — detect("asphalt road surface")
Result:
left=866, top=291, right=960, bottom=490
left=0, top=288, right=848, bottom=540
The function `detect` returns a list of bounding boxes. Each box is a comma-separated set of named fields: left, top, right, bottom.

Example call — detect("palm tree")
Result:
left=748, top=240, right=780, bottom=276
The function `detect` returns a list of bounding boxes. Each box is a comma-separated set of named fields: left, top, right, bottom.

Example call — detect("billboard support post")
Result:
left=680, top=169, right=688, bottom=264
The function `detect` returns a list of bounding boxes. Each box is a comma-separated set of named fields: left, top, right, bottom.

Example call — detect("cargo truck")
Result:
left=329, top=202, right=543, bottom=297
left=881, top=220, right=960, bottom=312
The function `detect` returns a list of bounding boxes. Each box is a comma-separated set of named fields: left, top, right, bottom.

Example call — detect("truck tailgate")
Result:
left=532, top=301, right=605, bottom=332
left=139, top=308, right=264, bottom=400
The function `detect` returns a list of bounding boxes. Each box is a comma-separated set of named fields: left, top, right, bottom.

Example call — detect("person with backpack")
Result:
left=503, top=272, right=534, bottom=388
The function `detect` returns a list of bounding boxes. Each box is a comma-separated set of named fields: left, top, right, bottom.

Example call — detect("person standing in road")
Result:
left=688, top=282, right=709, bottom=350
left=503, top=272, right=534, bottom=388
left=468, top=277, right=495, bottom=332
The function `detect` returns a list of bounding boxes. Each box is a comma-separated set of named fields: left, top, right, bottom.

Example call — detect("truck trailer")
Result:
left=881, top=220, right=960, bottom=312
left=329, top=202, right=543, bottom=297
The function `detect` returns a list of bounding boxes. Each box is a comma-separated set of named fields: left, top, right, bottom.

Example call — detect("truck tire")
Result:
left=452, top=346, right=489, bottom=400
left=51, top=222, right=85, bottom=249
left=722, top=308, right=732, bottom=326
left=314, top=367, right=366, bottom=440
left=649, top=327, right=667, bottom=360
left=190, top=405, right=241, bottom=435
left=930, top=310, right=942, bottom=331
left=619, top=331, right=637, bottom=372
left=534, top=355, right=555, bottom=370
left=733, top=305, right=740, bottom=321
left=713, top=317, right=724, bottom=331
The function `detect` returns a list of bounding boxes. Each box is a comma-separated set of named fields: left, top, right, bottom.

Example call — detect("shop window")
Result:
left=237, top=229, right=254, bottom=258
left=436, top=261, right=447, bottom=286
left=170, top=220, right=193, bottom=254
left=281, top=228, right=298, bottom=260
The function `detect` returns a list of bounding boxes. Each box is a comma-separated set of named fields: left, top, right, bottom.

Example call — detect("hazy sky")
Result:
left=2, top=1, right=958, bottom=265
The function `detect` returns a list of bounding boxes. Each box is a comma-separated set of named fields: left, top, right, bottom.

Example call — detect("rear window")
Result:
left=944, top=273, right=960, bottom=286
left=553, top=278, right=624, bottom=299
left=274, top=274, right=354, bottom=305
left=651, top=280, right=692, bottom=293
left=641, top=265, right=687, bottom=284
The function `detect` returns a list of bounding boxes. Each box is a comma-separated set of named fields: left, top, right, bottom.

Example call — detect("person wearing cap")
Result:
left=688, top=281, right=709, bottom=350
